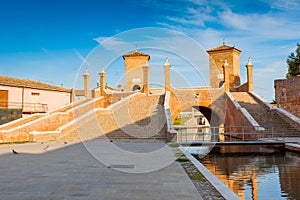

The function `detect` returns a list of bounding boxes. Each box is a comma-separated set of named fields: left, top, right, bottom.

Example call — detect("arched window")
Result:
left=132, top=85, right=141, bottom=91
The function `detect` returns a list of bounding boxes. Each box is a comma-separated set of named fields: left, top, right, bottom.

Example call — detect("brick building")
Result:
left=274, top=76, right=300, bottom=118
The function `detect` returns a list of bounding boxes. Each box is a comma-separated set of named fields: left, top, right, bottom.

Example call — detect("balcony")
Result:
left=0, top=102, right=48, bottom=114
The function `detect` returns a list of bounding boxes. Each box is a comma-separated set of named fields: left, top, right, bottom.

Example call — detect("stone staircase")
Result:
left=61, top=93, right=167, bottom=141
left=0, top=92, right=168, bottom=143
left=231, top=92, right=300, bottom=136
left=0, top=97, right=104, bottom=143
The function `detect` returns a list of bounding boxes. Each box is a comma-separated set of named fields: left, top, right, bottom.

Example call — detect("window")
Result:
left=0, top=90, right=8, bottom=108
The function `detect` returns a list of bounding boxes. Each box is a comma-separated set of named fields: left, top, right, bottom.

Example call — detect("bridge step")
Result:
left=231, top=92, right=300, bottom=136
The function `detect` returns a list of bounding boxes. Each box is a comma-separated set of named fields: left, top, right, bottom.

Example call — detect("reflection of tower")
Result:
left=251, top=174, right=258, bottom=200
left=207, top=43, right=241, bottom=90
left=123, top=51, right=150, bottom=91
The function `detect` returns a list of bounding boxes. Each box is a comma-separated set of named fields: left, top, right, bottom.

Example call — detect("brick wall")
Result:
left=0, top=97, right=105, bottom=143
left=208, top=49, right=241, bottom=89
left=275, top=76, right=300, bottom=118
left=168, top=87, right=225, bottom=126
left=225, top=93, right=258, bottom=139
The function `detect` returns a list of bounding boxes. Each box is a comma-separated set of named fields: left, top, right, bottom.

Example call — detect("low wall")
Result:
left=250, top=91, right=300, bottom=131
left=275, top=108, right=300, bottom=130
left=0, top=97, right=104, bottom=143
left=275, top=76, right=300, bottom=118
left=233, top=82, right=248, bottom=92
left=225, top=92, right=263, bottom=138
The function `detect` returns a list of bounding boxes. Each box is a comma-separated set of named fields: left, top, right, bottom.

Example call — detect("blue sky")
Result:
left=0, top=0, right=299, bottom=101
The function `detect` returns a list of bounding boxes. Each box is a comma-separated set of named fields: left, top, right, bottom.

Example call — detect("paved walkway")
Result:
left=0, top=141, right=203, bottom=200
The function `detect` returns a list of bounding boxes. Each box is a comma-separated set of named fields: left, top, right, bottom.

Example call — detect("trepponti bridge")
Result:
left=0, top=44, right=299, bottom=144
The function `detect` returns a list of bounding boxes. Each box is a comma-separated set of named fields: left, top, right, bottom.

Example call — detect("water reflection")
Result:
left=196, top=145, right=300, bottom=200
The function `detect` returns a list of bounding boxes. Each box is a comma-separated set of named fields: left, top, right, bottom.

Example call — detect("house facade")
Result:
left=0, top=76, right=72, bottom=114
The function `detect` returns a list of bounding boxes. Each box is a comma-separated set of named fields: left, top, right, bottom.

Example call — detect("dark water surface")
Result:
left=196, top=145, right=300, bottom=200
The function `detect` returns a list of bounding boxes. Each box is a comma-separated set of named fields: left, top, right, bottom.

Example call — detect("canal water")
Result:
left=195, top=145, right=300, bottom=200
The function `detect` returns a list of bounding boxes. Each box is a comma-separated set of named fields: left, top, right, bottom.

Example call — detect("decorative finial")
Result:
left=135, top=45, right=138, bottom=52
left=101, top=66, right=105, bottom=73
left=247, top=57, right=253, bottom=65
left=224, top=59, right=229, bottom=67
left=164, top=57, right=170, bottom=66
left=222, top=38, right=225, bottom=45
left=84, top=66, right=89, bottom=75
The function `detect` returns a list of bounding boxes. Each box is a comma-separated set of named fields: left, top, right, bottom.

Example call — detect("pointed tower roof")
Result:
left=84, top=69, right=89, bottom=76
left=100, top=66, right=106, bottom=73
left=164, top=58, right=170, bottom=66
left=247, top=58, right=253, bottom=65
left=207, top=44, right=241, bottom=53
left=122, top=51, right=150, bottom=60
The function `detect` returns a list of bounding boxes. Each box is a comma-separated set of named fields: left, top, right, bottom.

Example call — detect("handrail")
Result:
left=164, top=91, right=177, bottom=134
left=176, top=125, right=285, bottom=144
left=249, top=91, right=300, bottom=130
left=226, top=92, right=264, bottom=131
left=0, top=101, right=48, bottom=113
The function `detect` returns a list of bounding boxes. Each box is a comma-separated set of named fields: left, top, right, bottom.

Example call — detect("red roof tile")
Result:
left=123, top=51, right=150, bottom=60
left=0, top=76, right=71, bottom=92
left=207, top=44, right=241, bottom=53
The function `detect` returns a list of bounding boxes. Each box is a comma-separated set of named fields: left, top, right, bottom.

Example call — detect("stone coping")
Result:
left=226, top=92, right=263, bottom=131
left=179, top=146, right=241, bottom=200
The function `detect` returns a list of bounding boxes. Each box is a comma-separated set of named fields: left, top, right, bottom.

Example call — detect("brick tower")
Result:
left=123, top=51, right=150, bottom=91
left=207, top=43, right=241, bottom=90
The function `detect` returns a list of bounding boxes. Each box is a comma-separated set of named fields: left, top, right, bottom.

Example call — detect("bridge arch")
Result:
left=169, top=88, right=225, bottom=127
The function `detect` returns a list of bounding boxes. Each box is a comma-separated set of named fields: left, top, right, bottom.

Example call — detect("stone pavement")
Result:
left=0, top=141, right=203, bottom=200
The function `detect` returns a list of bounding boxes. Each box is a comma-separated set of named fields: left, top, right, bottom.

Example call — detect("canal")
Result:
left=195, top=145, right=300, bottom=200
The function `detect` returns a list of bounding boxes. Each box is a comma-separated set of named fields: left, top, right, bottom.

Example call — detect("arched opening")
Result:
left=132, top=85, right=141, bottom=91
left=173, top=106, right=223, bottom=143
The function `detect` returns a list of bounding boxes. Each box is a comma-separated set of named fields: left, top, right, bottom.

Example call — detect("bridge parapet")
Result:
left=168, top=87, right=225, bottom=126
left=226, top=92, right=264, bottom=132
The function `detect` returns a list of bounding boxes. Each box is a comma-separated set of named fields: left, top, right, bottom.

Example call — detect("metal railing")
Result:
left=0, top=101, right=48, bottom=113
left=174, top=125, right=285, bottom=144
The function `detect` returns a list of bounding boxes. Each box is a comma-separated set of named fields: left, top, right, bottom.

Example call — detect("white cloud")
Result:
left=154, top=0, right=300, bottom=101
left=93, top=36, right=109, bottom=44
left=93, top=36, right=130, bottom=51
left=269, top=0, right=300, bottom=11
left=253, top=60, right=287, bottom=101
left=219, top=10, right=300, bottom=40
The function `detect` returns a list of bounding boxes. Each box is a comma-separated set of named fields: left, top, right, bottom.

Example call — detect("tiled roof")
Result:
left=123, top=51, right=150, bottom=60
left=0, top=76, right=71, bottom=92
left=207, top=44, right=241, bottom=52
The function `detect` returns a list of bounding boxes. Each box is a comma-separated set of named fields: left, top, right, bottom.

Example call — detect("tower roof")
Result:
left=207, top=44, right=241, bottom=53
left=122, top=51, right=150, bottom=60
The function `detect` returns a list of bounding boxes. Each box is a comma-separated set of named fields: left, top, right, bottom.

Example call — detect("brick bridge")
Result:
left=0, top=44, right=299, bottom=143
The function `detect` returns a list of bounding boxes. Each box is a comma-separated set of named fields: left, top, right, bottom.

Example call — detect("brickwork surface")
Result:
left=275, top=76, right=300, bottom=118
left=231, top=92, right=300, bottom=136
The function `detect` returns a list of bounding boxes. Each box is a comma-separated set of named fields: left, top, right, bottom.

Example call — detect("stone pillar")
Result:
left=142, top=64, right=150, bottom=95
left=164, top=58, right=171, bottom=92
left=246, top=58, right=253, bottom=92
left=99, top=68, right=106, bottom=96
left=222, top=60, right=230, bottom=92
left=83, top=70, right=91, bottom=99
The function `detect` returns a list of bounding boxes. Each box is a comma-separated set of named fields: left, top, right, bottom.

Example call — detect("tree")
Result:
left=286, top=43, right=300, bottom=78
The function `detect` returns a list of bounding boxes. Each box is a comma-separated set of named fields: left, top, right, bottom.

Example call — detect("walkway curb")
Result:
left=179, top=147, right=240, bottom=200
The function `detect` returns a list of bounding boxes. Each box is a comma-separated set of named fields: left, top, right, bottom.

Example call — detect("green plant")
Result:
left=187, top=171, right=205, bottom=181
left=286, top=43, right=300, bottom=78
left=173, top=117, right=189, bottom=125
left=175, top=156, right=189, bottom=162
left=0, top=108, right=22, bottom=125
left=168, top=142, right=179, bottom=148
